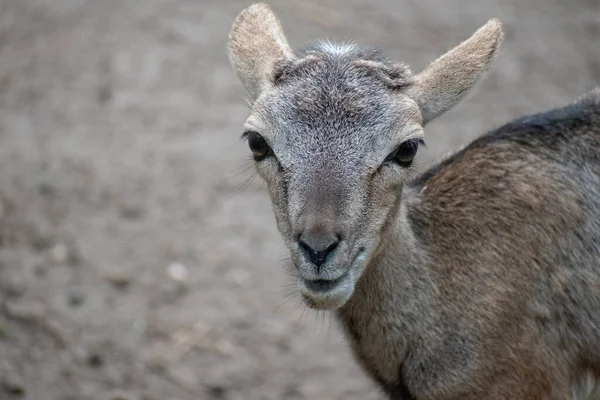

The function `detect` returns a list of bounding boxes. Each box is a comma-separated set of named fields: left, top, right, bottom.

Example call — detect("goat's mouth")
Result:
left=298, top=270, right=355, bottom=310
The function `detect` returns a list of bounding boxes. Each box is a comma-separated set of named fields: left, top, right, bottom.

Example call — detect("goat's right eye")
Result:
left=384, top=138, right=424, bottom=168
left=245, top=132, right=271, bottom=161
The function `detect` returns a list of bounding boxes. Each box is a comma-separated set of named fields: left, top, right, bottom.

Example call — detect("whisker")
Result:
left=315, top=310, right=328, bottom=332
left=229, top=169, right=259, bottom=200
left=276, top=263, right=298, bottom=278
left=280, top=285, right=298, bottom=294
left=227, top=160, right=255, bottom=180
left=277, top=289, right=300, bottom=310
left=299, top=303, right=311, bottom=321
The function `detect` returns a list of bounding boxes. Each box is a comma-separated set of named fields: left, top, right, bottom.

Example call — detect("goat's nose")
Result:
left=298, top=233, right=340, bottom=267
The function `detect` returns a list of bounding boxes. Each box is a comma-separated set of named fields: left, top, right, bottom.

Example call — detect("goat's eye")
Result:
left=386, top=138, right=423, bottom=167
left=246, top=132, right=271, bottom=161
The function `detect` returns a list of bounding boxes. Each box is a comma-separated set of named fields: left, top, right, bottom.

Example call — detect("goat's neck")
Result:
left=336, top=187, right=437, bottom=365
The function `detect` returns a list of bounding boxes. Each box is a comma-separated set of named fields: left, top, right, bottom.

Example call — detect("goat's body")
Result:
left=338, top=89, right=600, bottom=399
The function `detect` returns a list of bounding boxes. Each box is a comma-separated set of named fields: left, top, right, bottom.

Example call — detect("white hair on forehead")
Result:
left=317, top=39, right=357, bottom=56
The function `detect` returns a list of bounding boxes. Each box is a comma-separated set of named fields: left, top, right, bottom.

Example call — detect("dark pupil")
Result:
left=394, top=140, right=419, bottom=166
left=248, top=134, right=269, bottom=159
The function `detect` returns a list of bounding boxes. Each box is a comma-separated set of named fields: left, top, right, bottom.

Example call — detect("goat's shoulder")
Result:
left=412, top=87, right=600, bottom=192
left=405, top=89, right=600, bottom=249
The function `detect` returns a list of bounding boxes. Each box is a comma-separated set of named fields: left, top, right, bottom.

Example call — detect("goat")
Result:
left=227, top=3, right=600, bottom=399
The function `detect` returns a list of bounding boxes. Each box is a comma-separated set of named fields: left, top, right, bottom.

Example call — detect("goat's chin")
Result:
left=298, top=272, right=356, bottom=310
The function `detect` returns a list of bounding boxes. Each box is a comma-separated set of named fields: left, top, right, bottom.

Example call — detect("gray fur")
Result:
left=228, top=3, right=600, bottom=399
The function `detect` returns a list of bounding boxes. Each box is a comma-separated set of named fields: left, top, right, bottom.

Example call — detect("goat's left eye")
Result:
left=386, top=138, right=423, bottom=167
left=245, top=132, right=272, bottom=161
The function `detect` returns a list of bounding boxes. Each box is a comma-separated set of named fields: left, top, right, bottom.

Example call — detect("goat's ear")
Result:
left=228, top=3, right=293, bottom=102
left=405, top=19, right=504, bottom=125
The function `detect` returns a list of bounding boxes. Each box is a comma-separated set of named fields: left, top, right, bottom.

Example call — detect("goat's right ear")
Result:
left=228, top=3, right=293, bottom=102
left=405, top=18, right=504, bottom=125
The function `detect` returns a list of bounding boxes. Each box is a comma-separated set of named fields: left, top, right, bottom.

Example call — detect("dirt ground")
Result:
left=0, top=0, right=598, bottom=399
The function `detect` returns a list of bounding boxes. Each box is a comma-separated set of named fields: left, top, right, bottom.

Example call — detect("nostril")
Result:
left=298, top=235, right=340, bottom=267
left=298, top=238, right=312, bottom=258
left=298, top=238, right=311, bottom=253
left=324, top=239, right=339, bottom=254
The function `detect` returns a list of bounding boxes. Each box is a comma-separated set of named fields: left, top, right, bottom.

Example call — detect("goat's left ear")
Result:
left=228, top=3, right=294, bottom=102
left=405, top=18, right=504, bottom=125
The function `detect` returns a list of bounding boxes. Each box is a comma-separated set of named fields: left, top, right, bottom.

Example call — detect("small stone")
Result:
left=96, top=84, right=112, bottom=105
left=71, top=345, right=87, bottom=361
left=67, top=290, right=85, bottom=307
left=87, top=353, right=104, bottom=368
left=37, top=182, right=56, bottom=197
left=206, top=384, right=227, bottom=399
left=30, top=235, right=53, bottom=252
left=167, top=262, right=188, bottom=283
left=66, top=246, right=82, bottom=266
left=119, top=205, right=145, bottom=220
left=282, top=384, right=303, bottom=399
left=106, top=272, right=132, bottom=290
left=214, top=337, right=235, bottom=356
left=49, top=243, right=68, bottom=264
left=133, top=316, right=147, bottom=334
left=33, top=264, right=47, bottom=277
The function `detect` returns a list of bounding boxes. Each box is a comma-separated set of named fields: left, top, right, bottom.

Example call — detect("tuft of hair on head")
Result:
left=573, top=86, right=600, bottom=106
left=316, top=40, right=358, bottom=57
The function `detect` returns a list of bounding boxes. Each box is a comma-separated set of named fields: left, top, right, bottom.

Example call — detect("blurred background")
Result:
left=0, top=0, right=598, bottom=399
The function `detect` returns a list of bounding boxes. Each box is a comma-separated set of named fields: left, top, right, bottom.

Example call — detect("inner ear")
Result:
left=228, top=3, right=294, bottom=101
